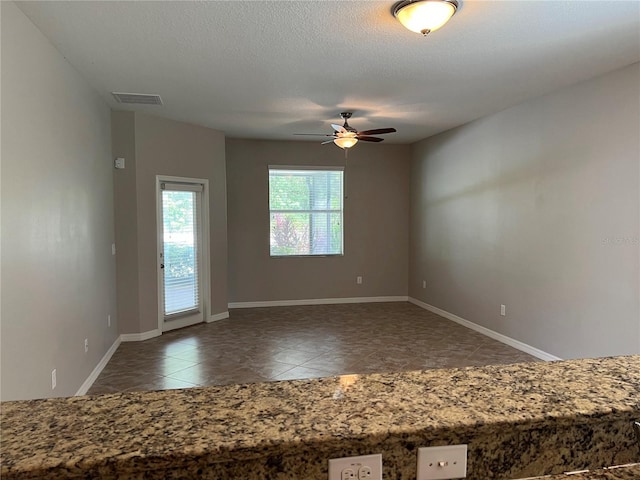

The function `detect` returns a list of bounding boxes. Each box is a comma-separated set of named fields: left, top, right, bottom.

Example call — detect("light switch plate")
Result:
left=417, top=445, right=467, bottom=480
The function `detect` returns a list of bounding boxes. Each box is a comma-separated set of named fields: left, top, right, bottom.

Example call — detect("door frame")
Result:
left=156, top=175, right=211, bottom=333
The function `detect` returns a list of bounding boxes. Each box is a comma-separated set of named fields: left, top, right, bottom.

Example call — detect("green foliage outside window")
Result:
left=162, top=190, right=196, bottom=279
left=164, top=243, right=195, bottom=279
left=269, top=169, right=343, bottom=256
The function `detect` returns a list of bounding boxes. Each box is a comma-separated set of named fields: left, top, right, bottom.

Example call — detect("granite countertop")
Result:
left=521, top=464, right=640, bottom=479
left=1, top=356, right=639, bottom=479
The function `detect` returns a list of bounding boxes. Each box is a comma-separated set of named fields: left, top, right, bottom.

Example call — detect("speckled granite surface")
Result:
left=520, top=464, right=640, bottom=479
left=1, top=356, right=639, bottom=479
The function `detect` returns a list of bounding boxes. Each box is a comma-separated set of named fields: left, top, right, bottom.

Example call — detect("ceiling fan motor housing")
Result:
left=340, top=112, right=357, bottom=132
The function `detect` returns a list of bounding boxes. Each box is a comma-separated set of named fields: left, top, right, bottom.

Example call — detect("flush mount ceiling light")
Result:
left=393, top=0, right=459, bottom=36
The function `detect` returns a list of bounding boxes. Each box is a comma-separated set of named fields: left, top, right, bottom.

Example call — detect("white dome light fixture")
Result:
left=393, top=0, right=459, bottom=36
left=334, top=133, right=359, bottom=150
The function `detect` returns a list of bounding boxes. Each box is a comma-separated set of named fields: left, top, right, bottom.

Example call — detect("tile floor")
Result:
left=87, top=302, right=539, bottom=395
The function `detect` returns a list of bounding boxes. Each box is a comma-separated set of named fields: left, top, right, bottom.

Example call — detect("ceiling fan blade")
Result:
left=294, top=133, right=335, bottom=137
left=321, top=139, right=336, bottom=145
left=331, top=124, right=347, bottom=134
left=356, top=136, right=384, bottom=142
left=357, top=128, right=397, bottom=136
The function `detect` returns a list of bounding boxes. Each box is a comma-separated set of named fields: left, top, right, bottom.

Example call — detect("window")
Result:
left=269, top=166, right=344, bottom=256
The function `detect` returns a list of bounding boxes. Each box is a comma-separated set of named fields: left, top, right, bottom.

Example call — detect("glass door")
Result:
left=159, top=181, right=204, bottom=331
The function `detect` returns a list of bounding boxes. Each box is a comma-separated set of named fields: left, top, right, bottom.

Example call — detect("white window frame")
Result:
left=268, top=165, right=344, bottom=258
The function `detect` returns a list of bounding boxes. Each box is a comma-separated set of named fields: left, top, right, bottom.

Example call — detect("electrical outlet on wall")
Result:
left=500, top=304, right=506, bottom=316
left=51, top=369, right=57, bottom=390
left=84, top=338, right=89, bottom=353
left=328, top=454, right=382, bottom=480
left=356, top=276, right=363, bottom=285
left=422, top=280, right=427, bottom=289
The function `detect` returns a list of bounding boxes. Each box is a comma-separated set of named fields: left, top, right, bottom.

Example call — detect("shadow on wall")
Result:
left=416, top=127, right=590, bottom=209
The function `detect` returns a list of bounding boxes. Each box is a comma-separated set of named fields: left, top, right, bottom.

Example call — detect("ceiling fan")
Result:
left=295, top=112, right=396, bottom=151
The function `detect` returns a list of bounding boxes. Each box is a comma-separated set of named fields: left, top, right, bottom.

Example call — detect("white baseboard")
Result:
left=207, top=311, right=229, bottom=323
left=228, top=296, right=409, bottom=309
left=408, top=297, right=562, bottom=362
left=120, top=329, right=161, bottom=342
left=75, top=336, right=121, bottom=396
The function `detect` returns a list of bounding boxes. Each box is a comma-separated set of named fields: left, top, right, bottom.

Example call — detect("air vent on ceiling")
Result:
left=112, top=92, right=163, bottom=105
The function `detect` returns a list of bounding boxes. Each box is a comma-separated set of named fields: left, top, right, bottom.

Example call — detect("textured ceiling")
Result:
left=16, top=1, right=640, bottom=144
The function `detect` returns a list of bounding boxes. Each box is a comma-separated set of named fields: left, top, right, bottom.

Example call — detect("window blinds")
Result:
left=162, top=187, right=201, bottom=316
left=269, top=167, right=344, bottom=256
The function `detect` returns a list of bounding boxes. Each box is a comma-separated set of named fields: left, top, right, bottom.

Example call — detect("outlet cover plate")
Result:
left=417, top=445, right=467, bottom=480
left=329, top=453, right=382, bottom=480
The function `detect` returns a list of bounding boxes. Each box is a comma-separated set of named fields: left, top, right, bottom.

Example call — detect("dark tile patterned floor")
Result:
left=87, top=302, right=539, bottom=395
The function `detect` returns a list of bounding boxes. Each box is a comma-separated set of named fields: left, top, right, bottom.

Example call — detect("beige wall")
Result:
left=409, top=63, right=640, bottom=359
left=226, top=139, right=410, bottom=303
left=1, top=2, right=118, bottom=400
left=112, top=112, right=228, bottom=334
left=111, top=112, right=141, bottom=334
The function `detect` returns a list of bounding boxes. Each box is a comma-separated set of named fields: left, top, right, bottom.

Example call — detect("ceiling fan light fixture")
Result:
left=393, top=0, right=458, bottom=36
left=334, top=137, right=359, bottom=149
left=294, top=112, right=395, bottom=150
